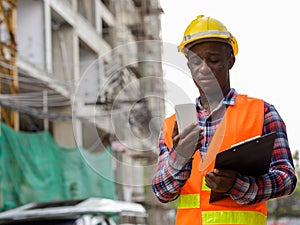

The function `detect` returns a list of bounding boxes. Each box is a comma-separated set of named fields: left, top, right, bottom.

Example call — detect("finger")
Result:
left=180, top=121, right=199, bottom=137
left=184, top=127, right=203, bottom=143
left=205, top=171, right=215, bottom=178
left=198, top=132, right=204, bottom=142
left=195, top=134, right=203, bottom=149
left=194, top=129, right=204, bottom=145
left=213, top=169, right=222, bottom=175
left=179, top=128, right=201, bottom=147
left=195, top=143, right=202, bottom=151
left=173, top=135, right=180, bottom=149
left=205, top=172, right=216, bottom=189
left=172, top=120, right=179, bottom=148
left=172, top=120, right=179, bottom=139
left=213, top=169, right=236, bottom=178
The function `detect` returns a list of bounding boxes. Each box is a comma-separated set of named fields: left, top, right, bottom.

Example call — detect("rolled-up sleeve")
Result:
left=152, top=130, right=193, bottom=203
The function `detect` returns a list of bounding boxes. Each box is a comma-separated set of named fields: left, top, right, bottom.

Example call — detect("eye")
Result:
left=189, top=56, right=202, bottom=66
left=208, top=57, right=220, bottom=64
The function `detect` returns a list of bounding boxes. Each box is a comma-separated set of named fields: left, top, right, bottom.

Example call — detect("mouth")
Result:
left=196, top=74, right=217, bottom=83
left=193, top=73, right=218, bottom=88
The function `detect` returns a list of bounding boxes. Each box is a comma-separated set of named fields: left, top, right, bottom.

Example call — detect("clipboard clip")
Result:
left=230, top=135, right=260, bottom=148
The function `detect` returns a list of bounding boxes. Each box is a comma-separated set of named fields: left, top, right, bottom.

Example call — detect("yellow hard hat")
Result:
left=178, top=15, right=238, bottom=56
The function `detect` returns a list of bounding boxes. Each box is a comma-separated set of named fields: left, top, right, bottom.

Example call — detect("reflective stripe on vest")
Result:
left=178, top=194, right=200, bottom=209
left=178, top=194, right=267, bottom=225
left=178, top=194, right=267, bottom=224
left=177, top=177, right=215, bottom=209
left=178, top=177, right=207, bottom=209
left=202, top=210, right=267, bottom=225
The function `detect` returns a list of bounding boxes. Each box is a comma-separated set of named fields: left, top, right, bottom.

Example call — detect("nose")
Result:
left=197, top=60, right=210, bottom=74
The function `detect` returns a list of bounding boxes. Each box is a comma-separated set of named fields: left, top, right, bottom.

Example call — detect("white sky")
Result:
left=159, top=0, right=300, bottom=152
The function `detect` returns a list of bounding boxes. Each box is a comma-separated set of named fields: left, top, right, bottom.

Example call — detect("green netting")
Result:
left=59, top=145, right=116, bottom=200
left=0, top=122, right=116, bottom=211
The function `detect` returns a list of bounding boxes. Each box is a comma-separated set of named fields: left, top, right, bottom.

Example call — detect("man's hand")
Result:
left=205, top=169, right=237, bottom=193
left=172, top=120, right=203, bottom=159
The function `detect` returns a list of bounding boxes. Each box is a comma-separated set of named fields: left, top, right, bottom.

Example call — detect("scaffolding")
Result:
left=0, top=0, right=18, bottom=130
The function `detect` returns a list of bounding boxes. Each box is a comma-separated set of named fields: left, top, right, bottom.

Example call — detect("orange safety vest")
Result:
left=162, top=95, right=267, bottom=225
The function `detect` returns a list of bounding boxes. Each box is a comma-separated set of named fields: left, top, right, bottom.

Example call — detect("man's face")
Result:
left=187, top=41, right=234, bottom=97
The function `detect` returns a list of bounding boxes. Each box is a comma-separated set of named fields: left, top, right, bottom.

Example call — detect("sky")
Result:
left=159, top=0, right=300, bottom=152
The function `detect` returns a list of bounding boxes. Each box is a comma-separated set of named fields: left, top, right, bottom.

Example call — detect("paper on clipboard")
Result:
left=209, top=132, right=276, bottom=203
left=175, top=103, right=198, bottom=133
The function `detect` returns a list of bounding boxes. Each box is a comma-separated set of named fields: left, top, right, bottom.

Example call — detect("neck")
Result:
left=199, top=89, right=230, bottom=112
left=200, top=96, right=222, bottom=112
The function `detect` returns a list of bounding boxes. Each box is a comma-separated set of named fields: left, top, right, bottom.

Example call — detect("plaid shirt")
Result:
left=152, top=88, right=297, bottom=205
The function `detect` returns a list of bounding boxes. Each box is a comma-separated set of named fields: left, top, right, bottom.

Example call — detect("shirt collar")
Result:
left=195, top=88, right=238, bottom=111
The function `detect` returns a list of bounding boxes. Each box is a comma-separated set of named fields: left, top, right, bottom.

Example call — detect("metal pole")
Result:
left=43, top=90, right=49, bottom=130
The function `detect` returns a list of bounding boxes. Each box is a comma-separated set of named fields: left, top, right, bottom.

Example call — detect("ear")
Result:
left=228, top=53, right=235, bottom=70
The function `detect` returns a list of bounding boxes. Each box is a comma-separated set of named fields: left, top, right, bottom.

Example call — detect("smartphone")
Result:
left=175, top=103, right=198, bottom=133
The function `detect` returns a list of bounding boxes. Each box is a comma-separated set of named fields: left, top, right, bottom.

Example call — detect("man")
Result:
left=152, top=15, right=297, bottom=225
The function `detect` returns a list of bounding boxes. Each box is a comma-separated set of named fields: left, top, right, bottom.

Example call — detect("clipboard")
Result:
left=209, top=132, right=276, bottom=203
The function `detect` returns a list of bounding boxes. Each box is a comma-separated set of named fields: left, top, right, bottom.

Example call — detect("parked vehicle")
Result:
left=0, top=198, right=148, bottom=225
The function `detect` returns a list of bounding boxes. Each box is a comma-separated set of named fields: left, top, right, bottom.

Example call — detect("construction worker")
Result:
left=152, top=15, right=297, bottom=225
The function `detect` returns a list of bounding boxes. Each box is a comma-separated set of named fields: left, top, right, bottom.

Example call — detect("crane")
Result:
left=0, top=0, right=19, bottom=130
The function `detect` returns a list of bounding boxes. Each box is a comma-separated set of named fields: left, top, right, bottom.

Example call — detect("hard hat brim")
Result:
left=179, top=37, right=237, bottom=57
left=185, top=37, right=232, bottom=50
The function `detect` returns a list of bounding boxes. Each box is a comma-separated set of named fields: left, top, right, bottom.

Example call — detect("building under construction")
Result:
left=0, top=0, right=173, bottom=224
